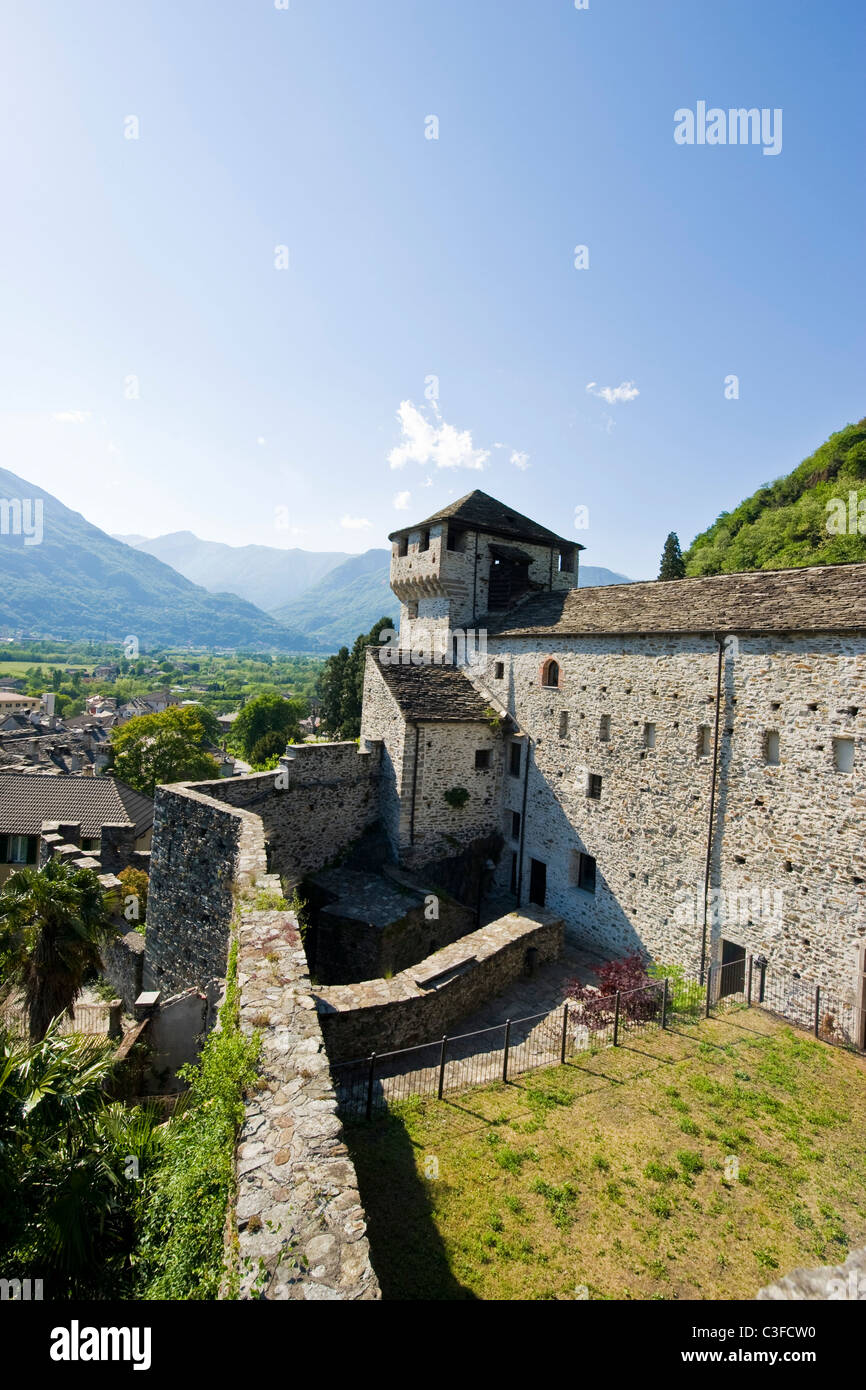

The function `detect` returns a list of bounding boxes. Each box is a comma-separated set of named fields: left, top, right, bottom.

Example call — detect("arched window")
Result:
left=541, top=659, right=560, bottom=689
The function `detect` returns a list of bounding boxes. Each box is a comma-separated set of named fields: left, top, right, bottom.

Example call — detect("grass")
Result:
left=344, top=1011, right=866, bottom=1300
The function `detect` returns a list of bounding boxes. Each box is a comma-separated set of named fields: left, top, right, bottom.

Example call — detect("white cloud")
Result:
left=510, top=450, right=530, bottom=471
left=340, top=514, right=372, bottom=530
left=393, top=491, right=411, bottom=510
left=493, top=441, right=505, bottom=449
left=53, top=410, right=91, bottom=424
left=421, top=475, right=433, bottom=487
left=387, top=400, right=489, bottom=472
left=257, top=436, right=266, bottom=446
left=585, top=381, right=640, bottom=404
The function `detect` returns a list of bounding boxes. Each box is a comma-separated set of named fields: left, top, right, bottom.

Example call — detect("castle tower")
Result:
left=387, top=490, right=582, bottom=659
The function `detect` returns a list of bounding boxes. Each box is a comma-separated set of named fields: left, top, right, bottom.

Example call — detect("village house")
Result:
left=0, top=772, right=153, bottom=885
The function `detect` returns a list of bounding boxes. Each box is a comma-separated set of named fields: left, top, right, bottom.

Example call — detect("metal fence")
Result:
left=331, top=953, right=865, bottom=1122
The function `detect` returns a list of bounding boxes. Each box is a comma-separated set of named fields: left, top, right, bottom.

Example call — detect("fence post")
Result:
left=661, top=976, right=669, bottom=1030
left=502, top=1019, right=511, bottom=1083
left=365, top=1052, right=376, bottom=1121
left=437, top=1035, right=448, bottom=1100
left=560, top=1003, right=569, bottom=1064
left=613, top=991, right=621, bottom=1047
left=705, top=966, right=712, bottom=1018
left=814, top=986, right=821, bottom=1039
left=747, top=954, right=753, bottom=1007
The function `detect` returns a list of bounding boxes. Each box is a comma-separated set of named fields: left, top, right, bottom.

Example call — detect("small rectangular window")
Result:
left=509, top=851, right=518, bottom=894
left=406, top=601, right=418, bottom=619
left=418, top=529, right=430, bottom=553
left=587, top=773, right=602, bottom=801
left=764, top=730, right=780, bottom=765
left=599, top=714, right=611, bottom=742
left=559, top=710, right=569, bottom=738
left=8, top=834, right=30, bottom=864
left=397, top=536, right=408, bottom=558
left=698, top=724, right=711, bottom=757
left=644, top=722, right=656, bottom=749
left=475, top=749, right=491, bottom=770
left=558, top=547, right=575, bottom=573
left=494, top=661, right=504, bottom=679
left=570, top=851, right=596, bottom=893
left=509, top=742, right=522, bottom=777
left=511, top=810, right=521, bottom=840
left=834, top=737, right=855, bottom=773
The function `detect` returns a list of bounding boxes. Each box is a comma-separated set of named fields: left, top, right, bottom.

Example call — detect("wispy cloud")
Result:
left=510, top=450, right=530, bottom=471
left=340, top=514, right=372, bottom=530
left=53, top=410, right=91, bottom=424
left=585, top=381, right=640, bottom=404
left=388, top=400, right=489, bottom=472
left=393, top=491, right=411, bottom=510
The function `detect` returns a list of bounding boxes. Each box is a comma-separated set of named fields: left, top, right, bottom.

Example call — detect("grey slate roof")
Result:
left=485, top=563, right=866, bottom=637
left=388, top=489, right=582, bottom=552
left=0, top=774, right=154, bottom=837
left=375, top=653, right=492, bottom=722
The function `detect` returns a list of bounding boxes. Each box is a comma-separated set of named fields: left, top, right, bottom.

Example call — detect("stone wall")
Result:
left=195, top=741, right=381, bottom=885
left=232, top=880, right=379, bottom=1300
left=144, top=743, right=380, bottom=995
left=482, top=632, right=866, bottom=996
left=315, top=909, right=564, bottom=1061
left=144, top=783, right=264, bottom=995
left=101, top=929, right=145, bottom=1010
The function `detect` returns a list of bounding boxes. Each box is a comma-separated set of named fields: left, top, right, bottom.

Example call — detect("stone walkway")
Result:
left=333, top=941, right=613, bottom=1117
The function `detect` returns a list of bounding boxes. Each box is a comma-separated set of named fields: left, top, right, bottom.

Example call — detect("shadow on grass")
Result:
left=343, top=1109, right=478, bottom=1300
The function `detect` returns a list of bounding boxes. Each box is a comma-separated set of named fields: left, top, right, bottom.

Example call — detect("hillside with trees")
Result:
left=685, top=420, right=866, bottom=575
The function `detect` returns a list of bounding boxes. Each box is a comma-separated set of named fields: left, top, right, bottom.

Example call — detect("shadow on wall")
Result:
left=342, top=1111, right=477, bottom=1300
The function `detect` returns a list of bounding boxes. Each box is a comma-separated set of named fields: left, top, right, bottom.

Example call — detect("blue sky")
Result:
left=0, top=0, right=863, bottom=580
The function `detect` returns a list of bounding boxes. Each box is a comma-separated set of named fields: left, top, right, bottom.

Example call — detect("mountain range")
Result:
left=1, top=467, right=630, bottom=652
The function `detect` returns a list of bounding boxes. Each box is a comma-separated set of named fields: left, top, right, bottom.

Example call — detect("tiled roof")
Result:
left=374, top=652, right=492, bottom=722
left=0, top=774, right=154, bottom=837
left=485, top=564, right=866, bottom=637
left=388, top=489, right=582, bottom=551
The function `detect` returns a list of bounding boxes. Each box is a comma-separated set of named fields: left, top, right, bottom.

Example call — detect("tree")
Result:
left=316, top=615, right=394, bottom=738
left=110, top=706, right=220, bottom=795
left=0, top=1021, right=160, bottom=1296
left=249, top=730, right=290, bottom=767
left=231, top=692, right=305, bottom=760
left=659, top=532, right=686, bottom=580
left=0, top=859, right=116, bottom=1040
left=118, top=866, right=149, bottom=929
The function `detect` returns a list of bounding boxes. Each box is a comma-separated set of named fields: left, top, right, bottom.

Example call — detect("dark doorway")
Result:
left=718, top=938, right=746, bottom=998
left=529, top=858, right=547, bottom=907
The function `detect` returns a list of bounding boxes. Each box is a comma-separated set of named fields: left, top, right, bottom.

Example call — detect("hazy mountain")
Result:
left=119, top=531, right=349, bottom=611
left=685, top=419, right=866, bottom=574
left=270, top=550, right=399, bottom=647
left=0, top=468, right=318, bottom=650
left=579, top=565, right=631, bottom=587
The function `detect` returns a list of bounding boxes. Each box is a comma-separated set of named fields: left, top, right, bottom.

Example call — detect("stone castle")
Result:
left=141, top=488, right=866, bottom=1298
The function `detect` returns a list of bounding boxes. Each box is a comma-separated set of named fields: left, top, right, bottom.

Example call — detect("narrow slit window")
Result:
left=764, top=730, right=780, bottom=765
left=599, top=714, right=611, bottom=742
left=644, top=722, right=656, bottom=749
left=834, top=737, right=855, bottom=772
left=698, top=724, right=711, bottom=757
left=559, top=710, right=569, bottom=738
left=587, top=773, right=602, bottom=801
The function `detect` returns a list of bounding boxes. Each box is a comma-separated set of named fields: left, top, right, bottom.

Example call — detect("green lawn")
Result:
left=344, top=1010, right=866, bottom=1300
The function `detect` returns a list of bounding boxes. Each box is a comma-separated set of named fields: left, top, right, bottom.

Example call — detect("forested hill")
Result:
left=685, top=419, right=866, bottom=575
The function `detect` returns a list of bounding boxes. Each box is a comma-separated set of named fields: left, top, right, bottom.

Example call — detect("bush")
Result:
left=567, top=954, right=661, bottom=1027
left=443, top=786, right=470, bottom=809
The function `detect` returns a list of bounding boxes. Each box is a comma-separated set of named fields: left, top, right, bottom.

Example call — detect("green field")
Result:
left=345, top=1011, right=866, bottom=1300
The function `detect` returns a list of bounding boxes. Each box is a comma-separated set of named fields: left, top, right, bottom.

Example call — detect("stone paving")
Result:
left=332, top=934, right=613, bottom=1116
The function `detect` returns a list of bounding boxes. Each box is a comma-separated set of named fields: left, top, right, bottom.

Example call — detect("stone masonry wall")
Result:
left=316, top=909, right=563, bottom=1061
left=232, top=881, right=380, bottom=1300
left=199, top=741, right=381, bottom=884
left=144, top=783, right=263, bottom=995
left=482, top=632, right=866, bottom=997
